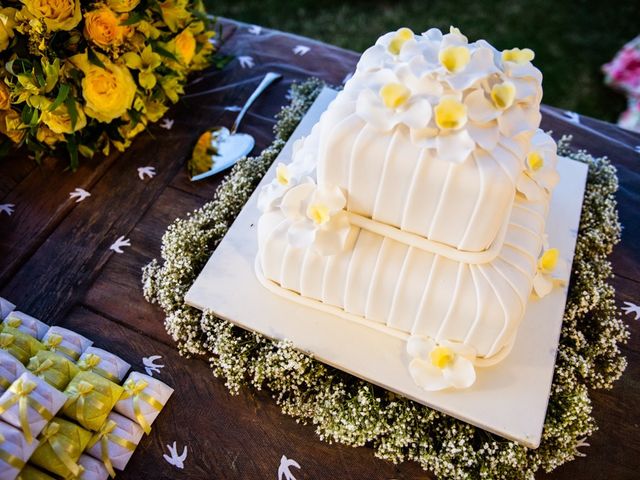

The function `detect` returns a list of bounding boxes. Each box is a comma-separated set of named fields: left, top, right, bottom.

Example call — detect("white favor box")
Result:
left=86, top=412, right=143, bottom=471
left=76, top=454, right=109, bottom=480
left=0, top=421, right=40, bottom=480
left=115, top=372, right=173, bottom=434
left=78, top=347, right=130, bottom=383
left=0, top=372, right=67, bottom=442
left=0, top=300, right=15, bottom=322
left=41, top=327, right=92, bottom=361
left=2, top=312, right=49, bottom=341
left=0, top=351, right=26, bottom=395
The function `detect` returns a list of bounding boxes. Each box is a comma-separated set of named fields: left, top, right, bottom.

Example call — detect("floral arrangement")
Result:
left=143, top=79, right=628, bottom=479
left=603, top=35, right=640, bottom=132
left=0, top=0, right=216, bottom=167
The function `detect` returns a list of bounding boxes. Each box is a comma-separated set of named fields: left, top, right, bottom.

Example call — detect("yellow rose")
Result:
left=107, top=0, right=140, bottom=13
left=0, top=82, right=10, bottom=110
left=20, top=0, right=81, bottom=31
left=41, top=102, right=87, bottom=134
left=0, top=109, right=26, bottom=144
left=0, top=7, right=17, bottom=52
left=174, top=29, right=196, bottom=65
left=36, top=125, right=64, bottom=147
left=84, top=7, right=129, bottom=49
left=71, top=53, right=137, bottom=123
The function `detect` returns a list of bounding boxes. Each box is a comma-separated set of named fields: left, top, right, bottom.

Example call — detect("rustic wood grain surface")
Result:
left=1, top=18, right=639, bottom=480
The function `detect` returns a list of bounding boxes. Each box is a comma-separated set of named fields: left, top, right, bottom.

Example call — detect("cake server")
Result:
left=190, top=72, right=282, bottom=181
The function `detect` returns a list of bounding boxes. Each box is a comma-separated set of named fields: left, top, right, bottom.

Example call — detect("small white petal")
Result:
left=446, top=48, right=497, bottom=90
left=313, top=184, right=346, bottom=213
left=281, top=182, right=316, bottom=220
left=257, top=182, right=286, bottom=212
left=398, top=97, right=432, bottom=129
left=533, top=272, right=554, bottom=297
left=409, top=358, right=449, bottom=391
left=288, top=220, right=316, bottom=248
left=467, top=121, right=499, bottom=150
left=498, top=104, right=541, bottom=137
left=516, top=173, right=546, bottom=201
left=465, top=89, right=499, bottom=124
left=406, top=335, right=435, bottom=358
left=355, top=90, right=397, bottom=131
left=436, top=129, right=475, bottom=164
left=442, top=356, right=476, bottom=389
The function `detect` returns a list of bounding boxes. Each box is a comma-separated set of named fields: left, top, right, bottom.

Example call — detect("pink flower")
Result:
left=604, top=41, right=640, bottom=96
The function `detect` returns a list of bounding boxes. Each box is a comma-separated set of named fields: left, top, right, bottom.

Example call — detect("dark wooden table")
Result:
left=1, top=18, right=639, bottom=480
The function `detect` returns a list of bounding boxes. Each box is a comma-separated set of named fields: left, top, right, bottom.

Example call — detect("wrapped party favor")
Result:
left=0, top=421, right=40, bottom=480
left=0, top=299, right=14, bottom=321
left=0, top=373, right=67, bottom=443
left=30, top=418, right=91, bottom=478
left=65, top=454, right=109, bottom=480
left=114, top=372, right=173, bottom=434
left=0, top=351, right=27, bottom=394
left=16, top=465, right=55, bottom=480
left=41, top=328, right=92, bottom=362
left=27, top=352, right=79, bottom=391
left=2, top=314, right=48, bottom=341
left=86, top=412, right=143, bottom=476
left=77, top=348, right=130, bottom=384
left=62, top=372, right=123, bottom=432
left=0, top=329, right=44, bottom=365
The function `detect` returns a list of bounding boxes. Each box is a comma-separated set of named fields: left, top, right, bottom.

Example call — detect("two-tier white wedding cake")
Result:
left=255, top=27, right=565, bottom=391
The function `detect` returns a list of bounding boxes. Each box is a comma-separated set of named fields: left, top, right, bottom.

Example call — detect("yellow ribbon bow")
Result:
left=0, top=378, right=51, bottom=443
left=30, top=357, right=55, bottom=376
left=78, top=354, right=119, bottom=383
left=0, top=432, right=26, bottom=470
left=122, top=379, right=162, bottom=434
left=40, top=422, right=81, bottom=477
left=88, top=419, right=137, bottom=478
left=44, top=334, right=78, bottom=360
left=66, top=380, right=103, bottom=427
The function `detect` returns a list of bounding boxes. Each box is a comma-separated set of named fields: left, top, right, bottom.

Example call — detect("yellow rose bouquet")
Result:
left=0, top=0, right=217, bottom=167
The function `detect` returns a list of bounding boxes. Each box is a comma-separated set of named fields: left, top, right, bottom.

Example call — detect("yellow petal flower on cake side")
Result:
left=388, top=27, right=414, bottom=55
left=20, top=0, right=82, bottom=31
left=434, top=96, right=467, bottom=130
left=439, top=45, right=470, bottom=73
left=502, top=47, right=535, bottom=64
left=380, top=82, right=410, bottom=109
left=490, top=82, right=516, bottom=110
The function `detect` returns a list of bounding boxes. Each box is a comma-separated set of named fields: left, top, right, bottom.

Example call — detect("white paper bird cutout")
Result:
left=0, top=204, right=15, bottom=216
left=278, top=455, right=300, bottom=480
left=143, top=355, right=165, bottom=376
left=138, top=166, right=156, bottom=180
left=575, top=437, right=590, bottom=457
left=622, top=301, right=640, bottom=320
left=634, top=145, right=640, bottom=154
left=342, top=72, right=353, bottom=85
left=160, top=118, right=174, bottom=130
left=164, top=442, right=188, bottom=469
left=224, top=105, right=242, bottom=112
left=563, top=111, right=580, bottom=124
left=69, top=188, right=91, bottom=203
left=238, top=56, right=255, bottom=69
left=292, top=45, right=310, bottom=56
left=110, top=236, right=131, bottom=254
left=248, top=25, right=262, bottom=35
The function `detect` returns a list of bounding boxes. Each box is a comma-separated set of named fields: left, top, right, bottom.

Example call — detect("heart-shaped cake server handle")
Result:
left=231, top=72, right=282, bottom=134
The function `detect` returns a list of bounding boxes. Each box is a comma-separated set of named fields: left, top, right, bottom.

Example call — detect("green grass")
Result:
left=205, top=0, right=639, bottom=122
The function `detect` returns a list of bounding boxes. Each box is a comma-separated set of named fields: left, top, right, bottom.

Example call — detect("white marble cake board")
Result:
left=186, top=88, right=588, bottom=448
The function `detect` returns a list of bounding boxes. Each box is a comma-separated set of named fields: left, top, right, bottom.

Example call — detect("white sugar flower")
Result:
left=406, top=335, right=477, bottom=391
left=355, top=68, right=432, bottom=132
left=533, top=247, right=569, bottom=297
left=357, top=27, right=421, bottom=72
left=257, top=161, right=311, bottom=212
left=516, top=130, right=560, bottom=201
left=280, top=182, right=351, bottom=255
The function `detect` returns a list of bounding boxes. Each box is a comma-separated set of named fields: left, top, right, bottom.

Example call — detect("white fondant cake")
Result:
left=256, top=27, right=564, bottom=391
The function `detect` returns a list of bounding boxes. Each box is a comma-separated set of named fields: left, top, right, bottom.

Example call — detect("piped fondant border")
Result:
left=255, top=257, right=514, bottom=367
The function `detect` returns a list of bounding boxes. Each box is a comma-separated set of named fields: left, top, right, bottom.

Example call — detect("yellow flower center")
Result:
left=434, top=96, right=467, bottom=130
left=490, top=82, right=516, bottom=110
left=276, top=164, right=290, bottom=186
left=439, top=46, right=470, bottom=73
left=388, top=27, right=414, bottom=55
left=527, top=151, right=544, bottom=171
left=502, top=48, right=535, bottom=64
left=430, top=346, right=454, bottom=369
left=307, top=204, right=330, bottom=225
left=380, top=83, right=411, bottom=109
left=538, top=248, right=559, bottom=273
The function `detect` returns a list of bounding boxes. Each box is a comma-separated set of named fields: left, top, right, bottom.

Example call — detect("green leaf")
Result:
left=120, top=11, right=144, bottom=26
left=33, top=62, right=46, bottom=89
left=151, top=43, right=178, bottom=62
left=65, top=133, right=79, bottom=170
left=48, top=84, right=70, bottom=112
left=64, top=95, right=79, bottom=129
left=5, top=58, right=32, bottom=77
left=20, top=105, right=38, bottom=126
left=87, top=49, right=106, bottom=69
